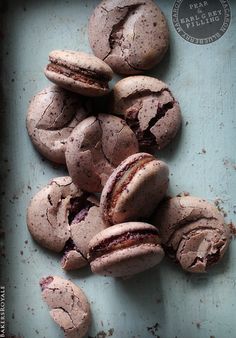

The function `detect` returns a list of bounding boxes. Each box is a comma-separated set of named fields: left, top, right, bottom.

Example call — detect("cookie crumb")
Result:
left=228, top=222, right=236, bottom=237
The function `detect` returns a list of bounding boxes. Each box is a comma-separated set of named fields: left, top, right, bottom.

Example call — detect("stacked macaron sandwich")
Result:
left=25, top=1, right=231, bottom=337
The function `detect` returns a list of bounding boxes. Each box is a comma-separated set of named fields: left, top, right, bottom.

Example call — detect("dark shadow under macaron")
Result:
left=44, top=50, right=113, bottom=96
left=88, top=0, right=169, bottom=75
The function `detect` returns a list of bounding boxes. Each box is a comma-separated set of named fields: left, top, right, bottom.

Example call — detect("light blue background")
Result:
left=0, top=1, right=235, bottom=337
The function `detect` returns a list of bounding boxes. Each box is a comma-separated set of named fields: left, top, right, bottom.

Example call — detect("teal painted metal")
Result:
left=0, top=1, right=235, bottom=337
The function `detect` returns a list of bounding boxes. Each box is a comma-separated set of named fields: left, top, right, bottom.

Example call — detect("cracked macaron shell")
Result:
left=27, top=176, right=107, bottom=269
left=88, top=0, right=169, bottom=75
left=152, top=196, right=231, bottom=273
left=65, top=114, right=139, bottom=193
left=112, top=76, right=182, bottom=150
left=26, top=85, right=89, bottom=164
left=44, top=50, right=113, bottom=97
left=88, top=222, right=164, bottom=277
left=40, top=276, right=90, bottom=338
left=100, top=152, right=169, bottom=226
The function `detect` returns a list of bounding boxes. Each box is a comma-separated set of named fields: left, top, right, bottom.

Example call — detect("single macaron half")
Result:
left=112, top=76, right=182, bottom=151
left=88, top=0, right=169, bottom=75
left=27, top=177, right=107, bottom=270
left=26, top=85, right=89, bottom=164
left=152, top=196, right=231, bottom=273
left=100, top=152, right=169, bottom=226
left=88, top=222, right=164, bottom=277
left=40, top=276, right=90, bottom=338
left=65, top=114, right=139, bottom=193
left=44, top=50, right=113, bottom=96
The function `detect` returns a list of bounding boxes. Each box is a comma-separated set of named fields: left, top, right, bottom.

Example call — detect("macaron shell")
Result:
left=113, top=76, right=168, bottom=108
left=61, top=250, right=87, bottom=271
left=65, top=114, right=138, bottom=192
left=90, top=243, right=164, bottom=277
left=88, top=0, right=169, bottom=74
left=100, top=156, right=169, bottom=225
left=26, top=85, right=88, bottom=164
left=27, top=177, right=76, bottom=252
left=152, top=196, right=231, bottom=272
left=70, top=205, right=107, bottom=257
left=112, top=76, right=182, bottom=150
left=40, top=276, right=90, bottom=338
left=153, top=196, right=227, bottom=244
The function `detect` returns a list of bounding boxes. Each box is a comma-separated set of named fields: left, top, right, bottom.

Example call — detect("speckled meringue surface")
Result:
left=65, top=113, right=139, bottom=193
left=112, top=76, right=182, bottom=151
left=88, top=222, right=164, bottom=277
left=26, top=85, right=89, bottom=164
left=152, top=196, right=231, bottom=273
left=40, top=276, right=90, bottom=338
left=88, top=0, right=169, bottom=75
left=27, top=176, right=106, bottom=270
left=100, top=152, right=169, bottom=226
left=44, top=50, right=113, bottom=96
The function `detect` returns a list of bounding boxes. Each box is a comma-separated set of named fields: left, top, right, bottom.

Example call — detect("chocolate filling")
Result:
left=68, top=195, right=93, bottom=225
left=89, top=229, right=159, bottom=261
left=47, top=63, right=109, bottom=89
left=104, top=155, right=154, bottom=224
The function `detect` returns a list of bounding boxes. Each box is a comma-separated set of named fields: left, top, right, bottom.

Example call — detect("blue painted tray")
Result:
left=0, top=1, right=235, bottom=337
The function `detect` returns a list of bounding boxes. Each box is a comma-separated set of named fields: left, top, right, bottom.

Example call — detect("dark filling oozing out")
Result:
left=68, top=195, right=93, bottom=225
left=40, top=276, right=54, bottom=290
left=126, top=101, right=174, bottom=148
left=89, top=229, right=159, bottom=261
left=47, top=63, right=109, bottom=89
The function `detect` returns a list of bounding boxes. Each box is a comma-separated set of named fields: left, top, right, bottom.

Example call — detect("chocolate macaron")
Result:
left=112, top=76, right=182, bottom=151
left=27, top=177, right=106, bottom=270
left=100, top=153, right=169, bottom=226
left=65, top=114, right=139, bottom=193
left=26, top=85, right=89, bottom=164
left=88, top=222, right=164, bottom=277
left=152, top=196, right=231, bottom=273
left=88, top=0, right=169, bottom=75
left=44, top=50, right=113, bottom=96
left=40, top=276, right=90, bottom=338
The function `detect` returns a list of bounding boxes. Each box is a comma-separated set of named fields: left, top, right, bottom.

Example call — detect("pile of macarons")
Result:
left=25, top=1, right=231, bottom=337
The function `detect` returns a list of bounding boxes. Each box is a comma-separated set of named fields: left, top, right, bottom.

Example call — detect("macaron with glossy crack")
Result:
left=40, top=276, right=90, bottom=338
left=88, top=0, right=169, bottom=75
left=26, top=85, right=89, bottom=164
left=65, top=113, right=139, bottom=193
left=44, top=50, right=113, bottom=96
left=152, top=196, right=231, bottom=273
left=27, top=176, right=107, bottom=270
left=100, top=152, right=169, bottom=226
left=88, top=222, right=164, bottom=277
left=112, top=76, right=182, bottom=151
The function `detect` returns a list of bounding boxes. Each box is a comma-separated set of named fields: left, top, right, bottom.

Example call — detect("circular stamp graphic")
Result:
left=172, top=0, right=231, bottom=44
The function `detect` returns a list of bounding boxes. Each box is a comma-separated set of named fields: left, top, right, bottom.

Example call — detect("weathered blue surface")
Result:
left=0, top=1, right=235, bottom=337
